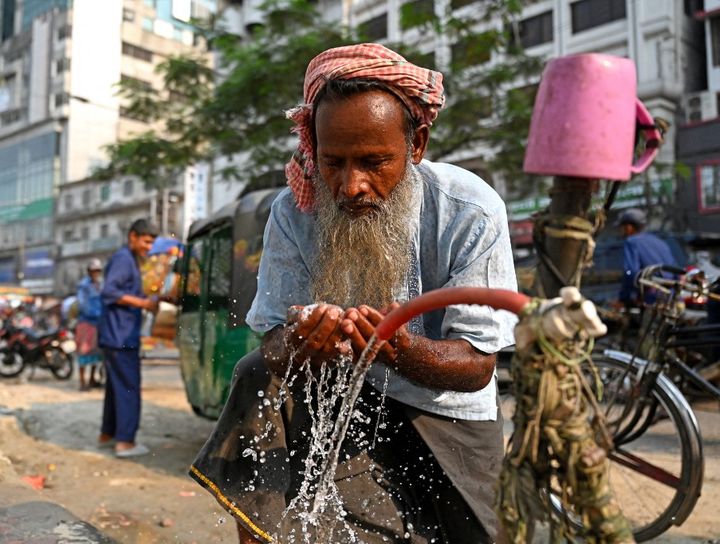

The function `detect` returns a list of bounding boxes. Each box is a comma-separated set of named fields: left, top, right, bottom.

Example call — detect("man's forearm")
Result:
left=116, top=294, right=150, bottom=310
left=391, top=336, right=496, bottom=392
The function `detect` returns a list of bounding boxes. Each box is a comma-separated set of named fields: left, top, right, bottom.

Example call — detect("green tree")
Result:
left=100, top=0, right=542, bottom=196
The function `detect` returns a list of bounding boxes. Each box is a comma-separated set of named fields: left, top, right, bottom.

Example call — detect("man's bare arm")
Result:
left=116, top=295, right=158, bottom=312
left=342, top=305, right=496, bottom=392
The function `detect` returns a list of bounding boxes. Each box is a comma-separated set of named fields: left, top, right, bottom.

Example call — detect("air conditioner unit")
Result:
left=683, top=91, right=717, bottom=123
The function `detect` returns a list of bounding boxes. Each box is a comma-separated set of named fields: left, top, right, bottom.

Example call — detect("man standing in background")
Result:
left=617, top=208, right=678, bottom=306
left=76, top=258, right=104, bottom=391
left=97, top=219, right=159, bottom=458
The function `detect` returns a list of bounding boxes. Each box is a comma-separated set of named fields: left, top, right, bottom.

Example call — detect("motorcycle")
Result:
left=0, top=325, right=75, bottom=380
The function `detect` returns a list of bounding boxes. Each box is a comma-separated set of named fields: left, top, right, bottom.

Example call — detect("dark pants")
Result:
left=190, top=349, right=502, bottom=543
left=101, top=348, right=141, bottom=443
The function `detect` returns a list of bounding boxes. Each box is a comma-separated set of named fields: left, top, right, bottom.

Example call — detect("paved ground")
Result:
left=0, top=360, right=236, bottom=543
left=0, top=360, right=718, bottom=543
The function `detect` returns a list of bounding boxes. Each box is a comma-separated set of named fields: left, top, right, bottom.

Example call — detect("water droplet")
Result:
left=242, top=448, right=257, bottom=461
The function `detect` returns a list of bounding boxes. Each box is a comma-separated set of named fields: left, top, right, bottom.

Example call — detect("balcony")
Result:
left=91, top=235, right=121, bottom=252
left=60, top=235, right=121, bottom=257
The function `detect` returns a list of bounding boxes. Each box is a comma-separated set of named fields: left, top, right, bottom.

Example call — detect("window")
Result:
left=142, top=17, right=154, bottom=32
left=122, top=8, right=135, bottom=22
left=208, top=230, right=232, bottom=309
left=451, top=36, right=491, bottom=68
left=120, top=74, right=153, bottom=92
left=100, top=224, right=109, bottom=237
left=182, top=240, right=204, bottom=309
left=711, top=16, right=720, bottom=67
left=358, top=13, right=387, bottom=41
left=81, top=226, right=88, bottom=239
left=514, top=10, right=553, bottom=49
left=56, top=58, right=70, bottom=73
left=404, top=50, right=435, bottom=71
left=54, top=92, right=69, bottom=107
left=63, top=229, right=73, bottom=242
left=123, top=179, right=134, bottom=196
left=144, top=0, right=156, bottom=7
left=100, top=184, right=110, bottom=201
left=571, top=0, right=626, bottom=34
left=122, top=42, right=153, bottom=62
left=450, top=0, right=474, bottom=10
left=698, top=163, right=720, bottom=212
left=400, top=0, right=434, bottom=30
left=64, top=193, right=73, bottom=210
left=81, top=189, right=90, bottom=206
left=2, top=0, right=15, bottom=41
left=57, top=24, right=71, bottom=40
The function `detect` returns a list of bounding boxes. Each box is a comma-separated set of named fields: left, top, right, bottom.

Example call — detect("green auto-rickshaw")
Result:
left=177, top=188, right=282, bottom=419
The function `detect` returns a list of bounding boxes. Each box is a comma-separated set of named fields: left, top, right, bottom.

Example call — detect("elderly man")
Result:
left=190, top=44, right=517, bottom=543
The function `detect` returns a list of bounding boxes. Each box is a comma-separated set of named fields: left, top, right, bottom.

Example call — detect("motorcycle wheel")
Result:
left=48, top=348, right=73, bottom=380
left=0, top=349, right=25, bottom=377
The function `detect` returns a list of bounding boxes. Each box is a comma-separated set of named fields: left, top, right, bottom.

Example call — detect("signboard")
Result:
left=506, top=179, right=674, bottom=221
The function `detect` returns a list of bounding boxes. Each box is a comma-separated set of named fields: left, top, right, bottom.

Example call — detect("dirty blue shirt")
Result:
left=98, top=246, right=144, bottom=350
left=246, top=160, right=518, bottom=421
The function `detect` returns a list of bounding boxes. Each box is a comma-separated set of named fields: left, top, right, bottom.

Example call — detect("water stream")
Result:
left=276, top=336, right=384, bottom=543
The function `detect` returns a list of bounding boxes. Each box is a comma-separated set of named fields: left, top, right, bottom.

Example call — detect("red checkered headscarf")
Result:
left=285, top=43, right=445, bottom=213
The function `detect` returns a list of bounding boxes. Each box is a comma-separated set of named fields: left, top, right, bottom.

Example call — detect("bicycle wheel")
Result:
left=584, top=353, right=704, bottom=541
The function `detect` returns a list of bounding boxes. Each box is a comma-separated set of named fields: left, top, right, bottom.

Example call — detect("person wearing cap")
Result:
left=616, top=208, right=678, bottom=305
left=75, top=258, right=104, bottom=391
left=97, top=219, right=160, bottom=458
left=190, top=44, right=516, bottom=543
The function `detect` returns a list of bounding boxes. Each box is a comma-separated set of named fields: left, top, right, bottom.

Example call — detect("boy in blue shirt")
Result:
left=98, top=219, right=159, bottom=458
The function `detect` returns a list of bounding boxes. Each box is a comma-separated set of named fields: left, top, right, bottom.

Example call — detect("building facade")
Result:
left=0, top=0, right=213, bottom=295
left=677, top=0, right=720, bottom=234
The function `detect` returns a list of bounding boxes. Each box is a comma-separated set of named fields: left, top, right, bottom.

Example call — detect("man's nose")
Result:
left=339, top=166, right=371, bottom=200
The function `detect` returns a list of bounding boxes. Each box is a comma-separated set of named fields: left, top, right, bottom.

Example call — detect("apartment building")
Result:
left=0, top=0, right=214, bottom=295
left=677, top=0, right=720, bottom=233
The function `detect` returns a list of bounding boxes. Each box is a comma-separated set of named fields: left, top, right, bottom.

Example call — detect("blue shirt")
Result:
left=98, top=246, right=144, bottom=349
left=77, top=276, right=103, bottom=326
left=619, top=231, right=678, bottom=303
left=246, top=160, right=518, bottom=421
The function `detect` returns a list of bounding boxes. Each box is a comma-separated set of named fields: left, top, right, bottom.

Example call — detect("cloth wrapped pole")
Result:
left=496, top=288, right=635, bottom=544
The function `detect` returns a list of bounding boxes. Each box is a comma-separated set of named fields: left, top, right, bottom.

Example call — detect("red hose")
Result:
left=374, top=287, right=531, bottom=341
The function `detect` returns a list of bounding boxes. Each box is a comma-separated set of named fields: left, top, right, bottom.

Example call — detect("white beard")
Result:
left=311, top=162, right=418, bottom=309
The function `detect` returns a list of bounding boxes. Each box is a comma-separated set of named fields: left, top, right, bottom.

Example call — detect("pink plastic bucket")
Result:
left=523, top=54, right=661, bottom=181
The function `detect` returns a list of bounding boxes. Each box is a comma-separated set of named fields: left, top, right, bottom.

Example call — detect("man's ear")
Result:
left=411, top=124, right=430, bottom=164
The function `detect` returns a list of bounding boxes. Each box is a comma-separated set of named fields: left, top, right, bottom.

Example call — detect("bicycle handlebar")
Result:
left=658, top=265, right=686, bottom=276
left=637, top=264, right=720, bottom=301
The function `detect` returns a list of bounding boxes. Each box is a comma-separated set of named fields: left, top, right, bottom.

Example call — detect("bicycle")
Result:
left=498, top=265, right=719, bottom=541
left=586, top=264, right=720, bottom=540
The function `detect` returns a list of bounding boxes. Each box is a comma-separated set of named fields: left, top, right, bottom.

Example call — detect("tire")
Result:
left=499, top=354, right=704, bottom=542
left=0, top=349, right=25, bottom=377
left=48, top=348, right=74, bottom=380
